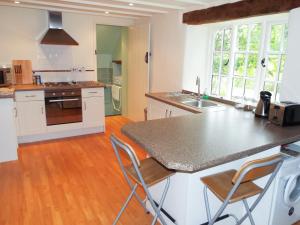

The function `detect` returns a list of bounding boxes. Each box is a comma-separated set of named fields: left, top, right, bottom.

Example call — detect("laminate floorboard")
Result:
left=0, top=116, right=155, bottom=225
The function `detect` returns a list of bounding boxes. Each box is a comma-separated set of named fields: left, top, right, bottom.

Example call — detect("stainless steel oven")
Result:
left=0, top=68, right=11, bottom=87
left=45, top=89, right=82, bottom=126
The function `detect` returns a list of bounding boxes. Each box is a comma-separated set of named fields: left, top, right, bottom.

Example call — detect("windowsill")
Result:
left=182, top=89, right=257, bottom=110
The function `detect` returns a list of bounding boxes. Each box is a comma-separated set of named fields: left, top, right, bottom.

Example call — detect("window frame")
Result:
left=206, top=15, right=288, bottom=102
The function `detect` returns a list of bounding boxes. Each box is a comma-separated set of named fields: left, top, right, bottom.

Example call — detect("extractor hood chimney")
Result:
left=41, top=11, right=79, bottom=46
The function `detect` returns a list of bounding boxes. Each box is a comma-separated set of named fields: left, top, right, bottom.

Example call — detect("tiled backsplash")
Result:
left=97, top=68, right=113, bottom=84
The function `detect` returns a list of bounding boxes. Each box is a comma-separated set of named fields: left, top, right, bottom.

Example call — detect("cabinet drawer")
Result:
left=15, top=91, right=45, bottom=102
left=82, top=88, right=104, bottom=98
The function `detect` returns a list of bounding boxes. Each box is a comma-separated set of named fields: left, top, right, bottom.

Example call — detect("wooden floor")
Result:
left=0, top=116, right=154, bottom=225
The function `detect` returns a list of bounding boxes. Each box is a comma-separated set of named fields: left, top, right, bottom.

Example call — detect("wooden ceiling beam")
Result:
left=183, top=0, right=300, bottom=25
left=57, top=0, right=168, bottom=13
left=17, top=0, right=153, bottom=16
left=113, top=0, right=185, bottom=10
left=0, top=2, right=139, bottom=19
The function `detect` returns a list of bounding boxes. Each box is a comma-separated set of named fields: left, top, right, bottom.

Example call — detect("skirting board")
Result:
left=18, top=126, right=105, bottom=144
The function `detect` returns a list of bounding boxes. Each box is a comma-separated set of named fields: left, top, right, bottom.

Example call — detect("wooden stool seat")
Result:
left=125, top=157, right=175, bottom=187
left=201, top=170, right=263, bottom=203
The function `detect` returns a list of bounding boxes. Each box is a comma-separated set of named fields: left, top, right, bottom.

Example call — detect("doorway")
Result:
left=96, top=24, right=128, bottom=116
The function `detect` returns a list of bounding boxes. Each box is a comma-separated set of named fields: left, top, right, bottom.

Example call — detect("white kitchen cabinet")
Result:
left=15, top=91, right=46, bottom=136
left=0, top=98, right=18, bottom=162
left=147, top=98, right=193, bottom=120
left=82, top=88, right=105, bottom=128
left=168, top=105, right=193, bottom=117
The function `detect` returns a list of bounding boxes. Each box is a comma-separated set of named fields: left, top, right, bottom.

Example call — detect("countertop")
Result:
left=0, top=81, right=105, bottom=99
left=146, top=92, right=202, bottom=113
left=122, top=94, right=300, bottom=172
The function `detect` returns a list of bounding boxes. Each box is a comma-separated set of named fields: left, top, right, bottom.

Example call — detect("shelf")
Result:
left=32, top=69, right=95, bottom=73
left=112, top=60, right=122, bottom=65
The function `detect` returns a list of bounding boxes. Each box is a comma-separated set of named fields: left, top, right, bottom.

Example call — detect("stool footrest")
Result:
left=153, top=200, right=176, bottom=224
left=200, top=214, right=230, bottom=225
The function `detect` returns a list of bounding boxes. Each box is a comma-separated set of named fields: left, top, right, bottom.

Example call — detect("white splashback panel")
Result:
left=281, top=7, right=300, bottom=103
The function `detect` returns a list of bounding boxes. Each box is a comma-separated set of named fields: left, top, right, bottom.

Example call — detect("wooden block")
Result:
left=12, top=60, right=33, bottom=85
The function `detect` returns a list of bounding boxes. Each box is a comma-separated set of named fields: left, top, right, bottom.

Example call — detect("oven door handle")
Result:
left=48, top=98, right=80, bottom=103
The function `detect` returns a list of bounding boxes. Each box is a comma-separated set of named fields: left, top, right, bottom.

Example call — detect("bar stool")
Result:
left=110, top=134, right=175, bottom=225
left=201, top=154, right=284, bottom=225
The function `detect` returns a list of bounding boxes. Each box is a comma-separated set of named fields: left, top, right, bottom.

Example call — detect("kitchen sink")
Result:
left=181, top=99, right=218, bottom=108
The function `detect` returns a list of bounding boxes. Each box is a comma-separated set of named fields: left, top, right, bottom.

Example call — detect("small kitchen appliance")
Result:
left=0, top=68, right=11, bottom=87
left=255, top=91, right=272, bottom=118
left=269, top=102, right=300, bottom=126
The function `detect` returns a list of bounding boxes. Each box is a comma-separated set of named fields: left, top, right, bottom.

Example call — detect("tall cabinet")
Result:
left=0, top=98, right=18, bottom=162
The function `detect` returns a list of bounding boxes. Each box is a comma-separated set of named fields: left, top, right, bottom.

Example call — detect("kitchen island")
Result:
left=122, top=102, right=300, bottom=225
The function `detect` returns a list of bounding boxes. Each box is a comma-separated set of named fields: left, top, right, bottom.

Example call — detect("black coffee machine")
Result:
left=255, top=91, right=272, bottom=118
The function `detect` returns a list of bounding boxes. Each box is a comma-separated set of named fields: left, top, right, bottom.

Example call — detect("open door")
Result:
left=127, top=23, right=151, bottom=122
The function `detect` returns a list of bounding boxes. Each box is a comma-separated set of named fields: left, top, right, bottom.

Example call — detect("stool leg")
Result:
left=144, top=196, right=150, bottom=213
left=151, top=177, right=170, bottom=225
left=242, top=199, right=255, bottom=225
left=203, top=185, right=212, bottom=222
left=113, top=184, right=138, bottom=225
left=142, top=184, right=169, bottom=225
left=208, top=199, right=230, bottom=225
left=123, top=169, right=148, bottom=212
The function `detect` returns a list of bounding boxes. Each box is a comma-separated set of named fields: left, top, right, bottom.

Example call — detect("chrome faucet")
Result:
left=196, top=76, right=201, bottom=100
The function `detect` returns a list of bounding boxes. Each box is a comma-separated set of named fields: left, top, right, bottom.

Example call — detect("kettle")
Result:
left=255, top=91, right=272, bottom=118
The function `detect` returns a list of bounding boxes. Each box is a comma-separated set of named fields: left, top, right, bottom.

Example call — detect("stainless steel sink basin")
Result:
left=181, top=99, right=218, bottom=108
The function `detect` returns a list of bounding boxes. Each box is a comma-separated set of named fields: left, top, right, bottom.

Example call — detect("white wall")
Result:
left=0, top=6, right=134, bottom=82
left=281, top=7, right=300, bottom=102
left=149, top=11, right=186, bottom=92
left=182, top=25, right=210, bottom=93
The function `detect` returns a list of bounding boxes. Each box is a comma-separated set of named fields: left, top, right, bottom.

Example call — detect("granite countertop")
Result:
left=146, top=92, right=202, bottom=113
left=0, top=81, right=105, bottom=98
left=122, top=106, right=300, bottom=172
left=145, top=92, right=234, bottom=114
left=0, top=87, right=15, bottom=98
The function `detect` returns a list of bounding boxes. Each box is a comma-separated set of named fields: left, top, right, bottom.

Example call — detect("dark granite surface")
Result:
left=122, top=107, right=300, bottom=172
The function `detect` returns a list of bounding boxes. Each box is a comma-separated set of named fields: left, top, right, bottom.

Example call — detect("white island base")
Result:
left=147, top=147, right=281, bottom=225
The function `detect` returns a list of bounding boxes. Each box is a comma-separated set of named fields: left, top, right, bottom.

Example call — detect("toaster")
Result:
left=269, top=102, right=300, bottom=126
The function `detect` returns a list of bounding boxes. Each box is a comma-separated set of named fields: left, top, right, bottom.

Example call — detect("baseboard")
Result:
left=18, top=126, right=105, bottom=144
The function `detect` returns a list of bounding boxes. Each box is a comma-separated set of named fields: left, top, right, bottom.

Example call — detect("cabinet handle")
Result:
left=14, top=108, right=17, bottom=118
left=169, top=110, right=172, bottom=117
left=25, top=95, right=36, bottom=98
left=165, top=109, right=168, bottom=118
left=88, top=91, right=98, bottom=94
left=84, top=102, right=87, bottom=111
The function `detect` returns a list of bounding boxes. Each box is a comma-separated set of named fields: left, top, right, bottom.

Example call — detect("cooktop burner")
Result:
left=43, top=81, right=78, bottom=87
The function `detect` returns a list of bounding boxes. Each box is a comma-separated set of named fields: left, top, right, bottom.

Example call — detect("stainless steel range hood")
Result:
left=41, top=11, right=79, bottom=46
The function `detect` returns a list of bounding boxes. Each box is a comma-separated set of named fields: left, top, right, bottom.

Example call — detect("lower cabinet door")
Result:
left=147, top=98, right=168, bottom=120
left=17, top=101, right=46, bottom=136
left=168, top=105, right=193, bottom=117
left=83, top=96, right=104, bottom=128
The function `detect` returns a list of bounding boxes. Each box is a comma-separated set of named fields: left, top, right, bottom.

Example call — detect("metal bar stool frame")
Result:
left=202, top=155, right=284, bottom=225
left=110, top=134, right=172, bottom=225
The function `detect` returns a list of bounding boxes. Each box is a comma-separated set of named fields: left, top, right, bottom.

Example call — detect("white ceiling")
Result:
left=0, top=0, right=241, bottom=19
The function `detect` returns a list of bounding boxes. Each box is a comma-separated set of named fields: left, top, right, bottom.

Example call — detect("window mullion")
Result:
left=217, top=29, right=225, bottom=96
left=257, top=21, right=269, bottom=96
left=229, top=26, right=237, bottom=99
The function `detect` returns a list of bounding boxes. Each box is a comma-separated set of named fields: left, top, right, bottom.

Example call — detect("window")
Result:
left=263, top=23, right=288, bottom=101
left=209, top=19, right=288, bottom=102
